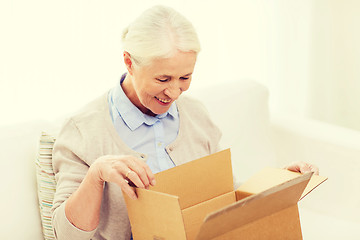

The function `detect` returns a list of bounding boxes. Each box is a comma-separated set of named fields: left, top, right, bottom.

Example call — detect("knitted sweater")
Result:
left=51, top=92, right=222, bottom=240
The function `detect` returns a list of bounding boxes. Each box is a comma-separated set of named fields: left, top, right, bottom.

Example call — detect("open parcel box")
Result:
left=124, top=149, right=327, bottom=240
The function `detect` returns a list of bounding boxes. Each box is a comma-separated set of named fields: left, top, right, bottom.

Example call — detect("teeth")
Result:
left=155, top=97, right=171, bottom=103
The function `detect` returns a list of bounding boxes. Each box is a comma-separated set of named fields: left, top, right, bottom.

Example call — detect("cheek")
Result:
left=147, top=83, right=166, bottom=95
left=133, top=84, right=152, bottom=104
left=141, top=84, right=164, bottom=101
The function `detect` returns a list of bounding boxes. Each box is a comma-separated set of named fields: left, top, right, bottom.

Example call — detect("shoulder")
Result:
left=54, top=91, right=111, bottom=163
left=176, top=94, right=210, bottom=117
left=56, top=92, right=110, bottom=144
left=177, top=94, right=222, bottom=141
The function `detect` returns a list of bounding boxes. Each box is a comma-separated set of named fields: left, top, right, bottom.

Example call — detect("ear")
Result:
left=123, top=51, right=134, bottom=75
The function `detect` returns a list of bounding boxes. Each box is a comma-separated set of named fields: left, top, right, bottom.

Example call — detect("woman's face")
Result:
left=123, top=50, right=197, bottom=116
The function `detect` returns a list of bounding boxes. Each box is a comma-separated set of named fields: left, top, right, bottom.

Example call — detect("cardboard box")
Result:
left=124, top=149, right=327, bottom=240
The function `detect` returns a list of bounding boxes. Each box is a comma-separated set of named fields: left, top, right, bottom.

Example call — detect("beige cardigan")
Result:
left=51, top=92, right=222, bottom=240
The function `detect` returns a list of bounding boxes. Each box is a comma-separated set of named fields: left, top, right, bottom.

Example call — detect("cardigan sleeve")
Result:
left=51, top=118, right=97, bottom=240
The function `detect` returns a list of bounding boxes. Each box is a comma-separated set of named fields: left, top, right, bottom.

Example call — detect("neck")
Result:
left=121, top=74, right=157, bottom=117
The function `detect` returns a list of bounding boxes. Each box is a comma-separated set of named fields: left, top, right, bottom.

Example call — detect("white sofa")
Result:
left=1, top=80, right=359, bottom=239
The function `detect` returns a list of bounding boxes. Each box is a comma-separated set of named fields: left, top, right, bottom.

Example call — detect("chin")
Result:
left=144, top=108, right=160, bottom=117
left=148, top=107, right=168, bottom=116
left=143, top=101, right=171, bottom=116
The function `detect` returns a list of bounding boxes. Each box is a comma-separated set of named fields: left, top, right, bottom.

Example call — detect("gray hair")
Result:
left=121, top=5, right=201, bottom=66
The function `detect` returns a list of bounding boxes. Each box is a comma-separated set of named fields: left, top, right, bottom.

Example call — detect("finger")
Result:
left=309, top=164, right=319, bottom=175
left=299, top=162, right=313, bottom=173
left=111, top=159, right=146, bottom=189
left=137, top=160, right=156, bottom=186
left=125, top=169, right=146, bottom=189
left=285, top=162, right=320, bottom=175
left=124, top=158, right=151, bottom=188
left=107, top=160, right=145, bottom=189
left=110, top=171, right=137, bottom=200
left=120, top=179, right=138, bottom=200
left=285, top=162, right=301, bottom=173
left=299, top=162, right=320, bottom=175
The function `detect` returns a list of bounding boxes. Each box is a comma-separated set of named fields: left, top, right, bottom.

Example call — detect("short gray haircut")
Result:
left=121, top=5, right=201, bottom=66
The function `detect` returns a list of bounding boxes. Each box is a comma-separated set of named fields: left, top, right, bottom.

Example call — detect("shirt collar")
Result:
left=111, top=76, right=178, bottom=131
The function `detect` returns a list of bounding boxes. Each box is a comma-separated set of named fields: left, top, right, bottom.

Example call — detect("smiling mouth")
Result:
left=154, top=96, right=172, bottom=104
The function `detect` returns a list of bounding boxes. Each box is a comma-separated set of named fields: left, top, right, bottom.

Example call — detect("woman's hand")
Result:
left=284, top=161, right=319, bottom=175
left=63, top=155, right=154, bottom=231
left=91, top=155, right=156, bottom=200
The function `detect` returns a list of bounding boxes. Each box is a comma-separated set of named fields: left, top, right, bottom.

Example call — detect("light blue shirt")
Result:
left=107, top=75, right=179, bottom=174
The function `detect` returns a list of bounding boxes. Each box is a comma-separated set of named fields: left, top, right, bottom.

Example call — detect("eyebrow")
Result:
left=158, top=73, right=193, bottom=78
left=183, top=73, right=193, bottom=77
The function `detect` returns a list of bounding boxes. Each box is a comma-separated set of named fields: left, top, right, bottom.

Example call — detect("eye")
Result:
left=180, top=77, right=189, bottom=80
left=156, top=78, right=169, bottom=82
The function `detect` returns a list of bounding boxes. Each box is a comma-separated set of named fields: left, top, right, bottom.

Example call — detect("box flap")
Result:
left=182, top=191, right=236, bottom=240
left=196, top=172, right=312, bottom=240
left=123, top=188, right=187, bottom=240
left=236, top=168, right=328, bottom=200
left=150, top=149, right=234, bottom=209
left=203, top=205, right=303, bottom=240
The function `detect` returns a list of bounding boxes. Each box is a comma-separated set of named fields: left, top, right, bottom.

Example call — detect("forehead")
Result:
left=144, top=51, right=197, bottom=76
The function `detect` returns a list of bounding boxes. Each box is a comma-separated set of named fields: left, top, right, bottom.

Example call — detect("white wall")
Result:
left=0, top=0, right=176, bottom=125
left=308, top=0, right=360, bottom=131
left=1, top=0, right=360, bottom=131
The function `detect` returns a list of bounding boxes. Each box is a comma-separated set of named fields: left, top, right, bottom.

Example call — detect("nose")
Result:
left=164, top=81, right=182, bottom=100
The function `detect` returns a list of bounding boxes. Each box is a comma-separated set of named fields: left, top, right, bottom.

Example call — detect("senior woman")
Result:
left=51, top=5, right=318, bottom=240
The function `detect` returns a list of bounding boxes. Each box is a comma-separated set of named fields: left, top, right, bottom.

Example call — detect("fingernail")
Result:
left=151, top=179, right=156, bottom=186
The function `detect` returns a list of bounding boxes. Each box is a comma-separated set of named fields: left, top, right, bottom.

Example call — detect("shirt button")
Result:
left=157, top=142, right=162, bottom=147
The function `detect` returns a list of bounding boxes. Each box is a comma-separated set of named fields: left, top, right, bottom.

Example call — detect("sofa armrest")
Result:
left=270, top=114, right=360, bottom=222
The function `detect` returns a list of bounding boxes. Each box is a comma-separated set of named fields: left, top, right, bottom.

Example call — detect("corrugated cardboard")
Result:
left=123, top=149, right=327, bottom=240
